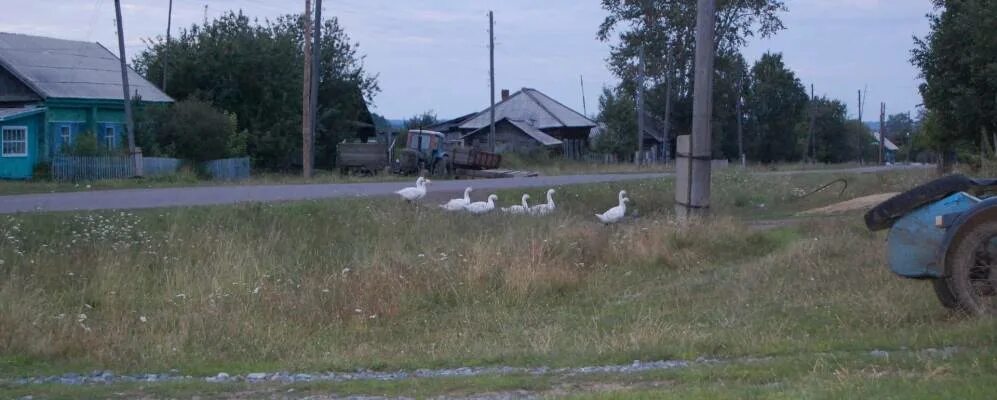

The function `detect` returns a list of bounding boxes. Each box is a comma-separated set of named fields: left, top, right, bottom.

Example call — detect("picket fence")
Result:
left=51, top=156, right=250, bottom=182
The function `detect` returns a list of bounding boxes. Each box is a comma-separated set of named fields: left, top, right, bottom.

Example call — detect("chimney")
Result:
left=501, top=89, right=510, bottom=101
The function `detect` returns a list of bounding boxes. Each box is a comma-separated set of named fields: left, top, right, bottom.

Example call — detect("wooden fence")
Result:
left=203, top=157, right=250, bottom=181
left=51, top=156, right=250, bottom=182
left=52, top=156, right=134, bottom=181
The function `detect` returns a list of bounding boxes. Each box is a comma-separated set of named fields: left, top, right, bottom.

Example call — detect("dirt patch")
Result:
left=798, top=192, right=898, bottom=216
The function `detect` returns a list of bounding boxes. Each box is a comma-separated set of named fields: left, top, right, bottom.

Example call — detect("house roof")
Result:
left=0, top=32, right=172, bottom=102
left=427, top=112, right=476, bottom=132
left=0, top=106, right=45, bottom=121
left=870, top=131, right=899, bottom=151
left=462, top=118, right=564, bottom=147
left=459, top=88, right=595, bottom=131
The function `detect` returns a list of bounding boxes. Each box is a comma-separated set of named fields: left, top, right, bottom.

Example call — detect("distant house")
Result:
left=458, top=88, right=596, bottom=158
left=870, top=131, right=899, bottom=163
left=0, top=32, right=172, bottom=179
left=426, top=112, right=476, bottom=143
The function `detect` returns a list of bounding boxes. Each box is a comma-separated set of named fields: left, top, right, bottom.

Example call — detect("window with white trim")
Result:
left=104, top=126, right=115, bottom=148
left=1, top=126, right=28, bottom=157
left=60, top=125, right=70, bottom=145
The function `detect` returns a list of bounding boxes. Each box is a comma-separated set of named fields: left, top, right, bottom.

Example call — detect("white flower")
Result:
left=354, top=308, right=362, bottom=313
left=322, top=289, right=330, bottom=293
left=341, top=268, right=351, bottom=274
left=252, top=287, right=261, bottom=294
left=77, top=313, right=87, bottom=322
left=139, top=316, right=147, bottom=323
left=417, top=253, right=425, bottom=258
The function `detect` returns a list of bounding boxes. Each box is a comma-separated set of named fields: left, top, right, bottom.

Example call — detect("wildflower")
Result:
left=417, top=253, right=425, bottom=258
left=341, top=268, right=351, bottom=274
left=77, top=313, right=87, bottom=322
left=252, top=287, right=261, bottom=294
left=139, top=316, right=147, bottom=323
left=322, top=289, right=330, bottom=293
left=354, top=308, right=362, bottom=313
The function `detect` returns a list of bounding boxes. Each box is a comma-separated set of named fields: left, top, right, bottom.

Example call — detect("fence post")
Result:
left=131, top=147, right=143, bottom=177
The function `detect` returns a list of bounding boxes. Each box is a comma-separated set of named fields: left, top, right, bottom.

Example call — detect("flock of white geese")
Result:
left=394, top=177, right=631, bottom=224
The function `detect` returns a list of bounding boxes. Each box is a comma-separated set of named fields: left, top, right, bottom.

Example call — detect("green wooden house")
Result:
left=0, top=32, right=172, bottom=179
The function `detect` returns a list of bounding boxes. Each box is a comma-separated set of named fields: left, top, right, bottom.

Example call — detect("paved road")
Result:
left=0, top=165, right=925, bottom=214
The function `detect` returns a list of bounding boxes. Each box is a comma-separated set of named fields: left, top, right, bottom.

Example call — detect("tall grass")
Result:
left=2, top=168, right=990, bottom=377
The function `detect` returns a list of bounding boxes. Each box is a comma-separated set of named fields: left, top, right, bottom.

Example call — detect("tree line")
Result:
left=132, top=11, right=378, bottom=170
left=593, top=0, right=940, bottom=165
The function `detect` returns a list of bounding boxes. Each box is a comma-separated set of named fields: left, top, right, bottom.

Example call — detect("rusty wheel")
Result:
left=945, top=220, right=997, bottom=315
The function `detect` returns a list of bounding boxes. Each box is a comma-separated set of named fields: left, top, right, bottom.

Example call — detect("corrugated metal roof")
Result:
left=871, top=131, right=899, bottom=151
left=459, top=88, right=595, bottom=130
left=506, top=119, right=564, bottom=146
left=0, top=32, right=172, bottom=102
left=462, top=118, right=563, bottom=147
left=0, top=106, right=44, bottom=121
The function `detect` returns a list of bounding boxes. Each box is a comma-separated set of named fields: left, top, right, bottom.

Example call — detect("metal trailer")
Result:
left=866, top=174, right=997, bottom=315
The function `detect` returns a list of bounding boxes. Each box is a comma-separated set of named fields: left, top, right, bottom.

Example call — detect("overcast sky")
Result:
left=0, top=0, right=931, bottom=120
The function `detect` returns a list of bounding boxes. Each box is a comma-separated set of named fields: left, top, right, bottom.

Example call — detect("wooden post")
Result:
left=310, top=0, right=322, bottom=174
left=301, top=0, right=313, bottom=177
left=676, top=0, right=715, bottom=221
left=737, top=75, right=744, bottom=167
left=163, top=0, right=172, bottom=91
left=857, top=89, right=863, bottom=164
left=807, top=84, right=816, bottom=163
left=663, top=67, right=672, bottom=164
left=114, top=0, right=139, bottom=177
left=879, top=102, right=886, bottom=165
left=488, top=11, right=496, bottom=153
left=636, top=46, right=645, bottom=166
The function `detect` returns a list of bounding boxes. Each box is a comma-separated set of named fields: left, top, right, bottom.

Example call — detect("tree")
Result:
left=595, top=86, right=637, bottom=159
left=809, top=97, right=852, bottom=163
left=885, top=112, right=915, bottom=146
left=140, top=99, right=243, bottom=162
left=597, top=0, right=784, bottom=162
left=133, top=11, right=378, bottom=170
left=911, top=0, right=997, bottom=162
left=745, top=53, right=809, bottom=162
left=405, top=111, right=439, bottom=130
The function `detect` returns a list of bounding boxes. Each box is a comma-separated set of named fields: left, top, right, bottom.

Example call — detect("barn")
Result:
left=0, top=32, right=172, bottom=179
left=458, top=88, right=595, bottom=159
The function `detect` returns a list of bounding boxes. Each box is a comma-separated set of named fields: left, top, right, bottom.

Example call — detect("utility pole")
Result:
left=310, top=0, right=322, bottom=174
left=488, top=11, right=496, bottom=153
left=879, top=102, right=886, bottom=165
left=163, top=0, right=172, bottom=91
left=580, top=75, right=587, bottom=116
left=636, top=46, right=646, bottom=165
left=663, top=59, right=672, bottom=164
left=203, top=4, right=208, bottom=24
left=737, top=75, right=744, bottom=167
left=301, top=0, right=313, bottom=177
left=857, top=89, right=863, bottom=164
left=114, top=0, right=139, bottom=176
left=807, top=84, right=816, bottom=163
left=676, top=0, right=715, bottom=221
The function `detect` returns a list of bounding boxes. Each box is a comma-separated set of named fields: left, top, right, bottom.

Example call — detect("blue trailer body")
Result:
left=887, top=192, right=980, bottom=278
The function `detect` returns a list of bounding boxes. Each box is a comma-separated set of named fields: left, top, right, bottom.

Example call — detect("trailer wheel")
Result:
left=864, top=174, right=973, bottom=231
left=931, top=279, right=959, bottom=309
left=944, top=219, right=997, bottom=315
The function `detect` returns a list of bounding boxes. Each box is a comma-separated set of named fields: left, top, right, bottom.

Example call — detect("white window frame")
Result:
left=103, top=126, right=115, bottom=148
left=59, top=125, right=71, bottom=145
left=1, top=126, right=28, bottom=157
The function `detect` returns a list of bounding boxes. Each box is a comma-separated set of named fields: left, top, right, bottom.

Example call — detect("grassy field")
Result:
left=2, top=167, right=995, bottom=398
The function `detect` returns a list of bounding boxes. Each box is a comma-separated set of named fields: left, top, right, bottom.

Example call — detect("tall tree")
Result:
left=745, top=52, right=808, bottom=162
left=911, top=0, right=997, bottom=160
left=885, top=112, right=915, bottom=146
left=133, top=11, right=379, bottom=170
left=404, top=111, right=439, bottom=130
left=595, top=86, right=638, bottom=159
left=809, top=97, right=852, bottom=163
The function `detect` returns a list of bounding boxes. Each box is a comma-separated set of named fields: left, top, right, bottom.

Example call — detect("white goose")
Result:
left=529, top=189, right=556, bottom=216
left=396, top=177, right=430, bottom=202
left=501, top=194, right=531, bottom=214
left=464, top=194, right=498, bottom=214
left=440, top=187, right=473, bottom=211
left=596, top=190, right=629, bottom=224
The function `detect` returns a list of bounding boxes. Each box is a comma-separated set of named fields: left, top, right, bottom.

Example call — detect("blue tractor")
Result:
left=866, top=174, right=997, bottom=315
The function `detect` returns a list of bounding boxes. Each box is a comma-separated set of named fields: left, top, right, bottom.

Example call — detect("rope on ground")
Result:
left=795, top=178, right=849, bottom=200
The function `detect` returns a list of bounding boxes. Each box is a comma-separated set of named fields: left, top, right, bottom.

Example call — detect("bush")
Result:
left=134, top=99, right=246, bottom=162
left=63, top=131, right=103, bottom=156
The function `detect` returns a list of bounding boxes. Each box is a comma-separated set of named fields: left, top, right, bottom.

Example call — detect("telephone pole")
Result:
left=488, top=11, right=496, bottom=153
left=807, top=84, right=816, bottom=163
left=676, top=0, right=715, bottom=220
left=163, top=0, right=172, bottom=91
left=737, top=75, right=744, bottom=167
left=301, top=0, right=313, bottom=177
left=879, top=102, right=886, bottom=165
left=310, top=0, right=322, bottom=174
left=857, top=89, right=863, bottom=164
left=580, top=75, right=587, bottom=116
left=114, top=0, right=139, bottom=176
left=636, top=46, right=646, bottom=165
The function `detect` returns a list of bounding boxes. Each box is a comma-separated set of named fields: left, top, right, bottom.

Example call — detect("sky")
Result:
left=0, top=0, right=932, bottom=121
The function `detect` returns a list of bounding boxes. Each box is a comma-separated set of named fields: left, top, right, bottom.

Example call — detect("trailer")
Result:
left=336, top=141, right=388, bottom=175
left=866, top=174, right=997, bottom=315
